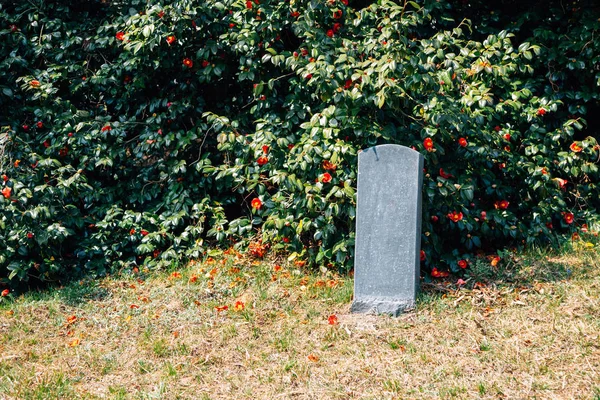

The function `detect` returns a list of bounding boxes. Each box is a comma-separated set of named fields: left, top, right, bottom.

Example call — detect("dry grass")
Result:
left=1, top=242, right=599, bottom=399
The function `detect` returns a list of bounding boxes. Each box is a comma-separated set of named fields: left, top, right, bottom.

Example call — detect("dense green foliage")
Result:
left=0, top=0, right=599, bottom=287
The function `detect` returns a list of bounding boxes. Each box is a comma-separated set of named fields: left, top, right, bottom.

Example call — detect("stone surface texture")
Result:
left=351, top=144, right=423, bottom=316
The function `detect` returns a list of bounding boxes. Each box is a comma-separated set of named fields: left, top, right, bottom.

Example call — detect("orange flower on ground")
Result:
left=182, top=58, right=193, bottom=68
left=30, top=80, right=40, bottom=87
left=171, top=272, right=182, bottom=279
left=307, top=354, right=319, bottom=362
left=494, top=200, right=509, bottom=210
left=490, top=256, right=501, bottom=267
left=570, top=142, right=583, bottom=152
left=251, top=198, right=262, bottom=210
left=234, top=301, right=245, bottom=311
left=274, top=264, right=282, bottom=272
left=1, top=187, right=11, bottom=199
left=321, top=172, right=332, bottom=183
left=447, top=211, right=463, bottom=222
left=456, top=278, right=467, bottom=286
left=423, top=137, right=434, bottom=152
left=215, top=305, right=228, bottom=312
left=458, top=137, right=467, bottom=147
left=1, top=289, right=9, bottom=297
left=66, top=315, right=77, bottom=324
left=431, top=268, right=449, bottom=278
left=328, top=314, right=338, bottom=325
left=130, top=304, right=139, bottom=309
left=166, top=35, right=176, bottom=45
left=115, top=31, right=125, bottom=41
left=68, top=338, right=80, bottom=347
left=563, top=212, right=574, bottom=224
left=189, top=275, right=198, bottom=283
left=257, top=156, right=268, bottom=166
left=457, top=259, right=468, bottom=269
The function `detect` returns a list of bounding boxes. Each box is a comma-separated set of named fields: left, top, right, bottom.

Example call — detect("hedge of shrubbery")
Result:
left=0, top=0, right=598, bottom=288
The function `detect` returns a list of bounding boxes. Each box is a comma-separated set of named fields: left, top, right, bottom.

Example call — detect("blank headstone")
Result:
left=351, top=144, right=423, bottom=316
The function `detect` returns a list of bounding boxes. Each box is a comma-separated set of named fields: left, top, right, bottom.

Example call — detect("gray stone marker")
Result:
left=351, top=144, right=423, bottom=316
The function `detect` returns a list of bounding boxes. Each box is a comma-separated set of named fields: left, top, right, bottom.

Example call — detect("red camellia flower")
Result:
left=503, top=133, right=511, bottom=141
left=447, top=211, right=463, bottom=222
left=457, top=259, right=468, bottom=269
left=322, top=160, right=337, bottom=171
left=115, top=31, right=125, bottom=41
left=431, top=215, right=439, bottom=222
left=202, top=60, right=210, bottom=68
left=581, top=223, right=588, bottom=233
left=439, top=168, right=453, bottom=179
left=480, top=211, right=487, bottom=220
left=9, top=24, right=17, bottom=32
left=246, top=0, right=252, bottom=8
left=458, top=137, right=467, bottom=147
left=101, top=125, right=111, bottom=132
left=1, top=187, right=11, bottom=199
left=183, top=58, right=193, bottom=68
left=22, top=124, right=29, bottom=131
left=283, top=237, right=290, bottom=243
left=43, top=140, right=50, bottom=148
left=420, top=250, right=426, bottom=261
left=341, top=0, right=348, bottom=5
left=333, top=23, right=342, bottom=33
left=328, top=314, right=338, bottom=325
left=2, top=175, right=7, bottom=182
left=157, top=11, right=165, bottom=18
left=537, top=108, right=546, bottom=116
left=290, top=11, right=300, bottom=17
left=129, top=229, right=136, bottom=235
left=36, top=121, right=43, bottom=129
left=251, top=198, right=262, bottom=210
left=229, top=23, right=235, bottom=28
left=27, top=232, right=34, bottom=239
left=305, top=73, right=312, bottom=79
left=326, top=29, right=334, bottom=37
left=257, top=156, right=268, bottom=166
left=494, top=200, right=509, bottom=210
left=262, top=145, right=269, bottom=154
left=1, top=289, right=9, bottom=297
left=563, top=212, right=574, bottom=224
left=423, top=137, right=434, bottom=152
left=570, top=142, right=583, bottom=152
left=141, top=230, right=149, bottom=236
left=321, top=172, right=332, bottom=183
left=166, top=35, right=176, bottom=45
left=344, top=79, right=353, bottom=89
left=494, top=125, right=501, bottom=132
left=333, top=10, right=342, bottom=19
left=30, top=80, right=40, bottom=87
left=431, top=267, right=449, bottom=278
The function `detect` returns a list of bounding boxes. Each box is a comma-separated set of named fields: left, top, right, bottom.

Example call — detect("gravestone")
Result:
left=351, top=144, right=423, bottom=316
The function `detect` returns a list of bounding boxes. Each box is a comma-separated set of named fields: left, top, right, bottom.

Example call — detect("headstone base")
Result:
left=351, top=297, right=415, bottom=317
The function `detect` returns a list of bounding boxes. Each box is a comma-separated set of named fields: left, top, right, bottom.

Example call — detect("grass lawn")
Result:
left=0, top=241, right=599, bottom=399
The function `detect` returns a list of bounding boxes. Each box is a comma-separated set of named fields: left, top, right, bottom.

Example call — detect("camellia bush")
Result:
left=0, top=0, right=599, bottom=288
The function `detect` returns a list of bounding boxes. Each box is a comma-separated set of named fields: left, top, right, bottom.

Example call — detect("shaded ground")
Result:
left=0, top=242, right=599, bottom=399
